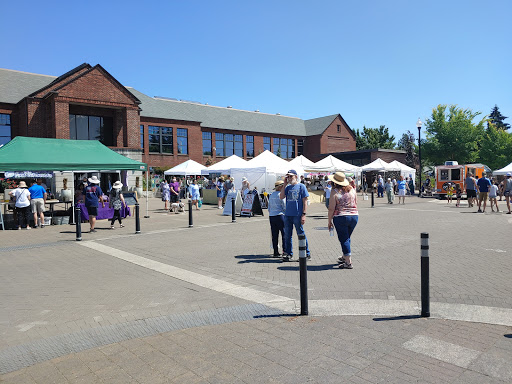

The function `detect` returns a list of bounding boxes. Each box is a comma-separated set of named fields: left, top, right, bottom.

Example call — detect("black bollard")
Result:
left=371, top=191, right=375, bottom=208
left=231, top=197, right=236, bottom=223
left=135, top=202, right=141, bottom=234
left=421, top=232, right=430, bottom=317
left=75, top=205, right=82, bottom=241
left=298, top=234, right=308, bottom=315
left=188, top=200, right=193, bottom=228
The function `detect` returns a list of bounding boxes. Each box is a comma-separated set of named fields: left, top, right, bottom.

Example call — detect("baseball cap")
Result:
left=286, top=170, right=298, bottom=176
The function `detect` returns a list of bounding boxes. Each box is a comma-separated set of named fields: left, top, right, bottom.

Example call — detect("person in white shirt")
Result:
left=324, top=181, right=332, bottom=209
left=489, top=178, right=499, bottom=212
left=9, top=180, right=32, bottom=230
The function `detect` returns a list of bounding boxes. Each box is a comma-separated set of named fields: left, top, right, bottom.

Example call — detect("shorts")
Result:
left=398, top=189, right=406, bottom=197
left=87, top=206, right=98, bottom=217
left=489, top=195, right=497, bottom=200
left=170, top=194, right=179, bottom=203
left=467, top=189, right=476, bottom=198
left=505, top=191, right=511, bottom=197
left=31, top=198, right=45, bottom=214
left=478, top=192, right=488, bottom=201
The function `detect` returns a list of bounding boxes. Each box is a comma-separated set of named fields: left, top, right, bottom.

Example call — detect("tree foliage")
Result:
left=488, top=105, right=510, bottom=131
left=355, top=125, right=396, bottom=150
left=397, top=130, right=417, bottom=168
left=422, top=105, right=485, bottom=165
left=479, top=123, right=512, bottom=170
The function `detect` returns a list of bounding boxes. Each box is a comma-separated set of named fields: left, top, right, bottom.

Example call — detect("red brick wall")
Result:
left=31, top=66, right=91, bottom=98
left=304, top=116, right=356, bottom=161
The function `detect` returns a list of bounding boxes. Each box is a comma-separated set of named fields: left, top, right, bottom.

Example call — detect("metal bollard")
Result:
left=371, top=191, right=375, bottom=208
left=421, top=232, right=430, bottom=317
left=231, top=198, right=236, bottom=223
left=298, top=234, right=308, bottom=315
left=135, top=202, right=141, bottom=234
left=188, top=200, right=193, bottom=228
left=75, top=206, right=82, bottom=241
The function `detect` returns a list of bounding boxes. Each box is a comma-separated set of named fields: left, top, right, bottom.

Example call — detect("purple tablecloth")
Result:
left=78, top=204, right=131, bottom=222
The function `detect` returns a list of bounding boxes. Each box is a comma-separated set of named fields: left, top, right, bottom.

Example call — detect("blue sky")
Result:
left=2, top=0, right=510, bottom=141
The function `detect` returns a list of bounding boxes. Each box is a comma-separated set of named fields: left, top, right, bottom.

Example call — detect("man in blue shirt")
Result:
left=28, top=179, right=47, bottom=228
left=280, top=170, right=310, bottom=261
left=85, top=176, right=104, bottom=232
left=476, top=172, right=491, bottom=213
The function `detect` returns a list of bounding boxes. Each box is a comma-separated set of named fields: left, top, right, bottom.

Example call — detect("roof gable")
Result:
left=28, top=63, right=92, bottom=98
left=304, top=114, right=339, bottom=136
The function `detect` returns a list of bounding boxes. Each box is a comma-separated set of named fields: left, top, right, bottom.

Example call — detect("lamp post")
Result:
left=416, top=118, right=423, bottom=197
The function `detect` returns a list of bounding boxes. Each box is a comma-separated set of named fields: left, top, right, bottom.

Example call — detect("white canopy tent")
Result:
left=163, top=159, right=208, bottom=176
left=388, top=160, right=416, bottom=178
left=288, top=155, right=315, bottom=171
left=306, top=155, right=361, bottom=173
left=201, top=154, right=248, bottom=175
left=493, top=162, right=512, bottom=175
left=361, top=158, right=399, bottom=172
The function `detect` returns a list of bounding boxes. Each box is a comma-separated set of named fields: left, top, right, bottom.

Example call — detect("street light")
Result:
left=416, top=118, right=423, bottom=197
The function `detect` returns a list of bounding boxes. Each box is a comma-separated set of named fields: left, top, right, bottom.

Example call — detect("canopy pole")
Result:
left=144, top=169, right=149, bottom=218
left=70, top=171, right=75, bottom=225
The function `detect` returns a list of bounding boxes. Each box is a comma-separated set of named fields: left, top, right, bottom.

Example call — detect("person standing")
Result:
left=324, top=181, right=332, bottom=209
left=109, top=181, right=125, bottom=229
left=465, top=172, right=477, bottom=207
left=397, top=175, right=409, bottom=204
left=160, top=180, right=170, bottom=210
left=377, top=175, right=384, bottom=198
left=29, top=179, right=47, bottom=228
left=385, top=178, right=394, bottom=204
left=500, top=172, right=512, bottom=214
left=408, top=176, right=415, bottom=196
left=84, top=176, right=104, bottom=233
left=9, top=181, right=31, bottom=230
left=188, top=179, right=201, bottom=210
left=268, top=180, right=286, bottom=257
left=241, top=177, right=251, bottom=198
left=489, top=179, right=499, bottom=212
left=476, top=172, right=492, bottom=213
left=216, top=177, right=225, bottom=209
left=280, top=170, right=310, bottom=261
left=169, top=177, right=180, bottom=204
left=327, top=172, right=358, bottom=269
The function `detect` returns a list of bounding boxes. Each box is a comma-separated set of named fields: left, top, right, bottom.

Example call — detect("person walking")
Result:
left=28, top=179, right=47, bottom=228
left=476, top=172, right=492, bottom=213
left=455, top=184, right=462, bottom=207
left=9, top=181, right=31, bottom=230
left=324, top=181, right=332, bottom=209
left=169, top=177, right=180, bottom=204
left=489, top=178, right=499, bottom=212
left=268, top=180, right=286, bottom=257
left=465, top=172, right=477, bottom=207
left=327, top=172, right=358, bottom=269
left=188, top=179, right=201, bottom=210
left=397, top=175, right=409, bottom=204
left=385, top=178, right=394, bottom=204
left=160, top=180, right=170, bottom=210
left=109, top=181, right=125, bottom=229
left=377, top=175, right=384, bottom=198
left=280, top=170, right=310, bottom=261
left=84, top=176, right=104, bottom=233
left=500, top=172, right=512, bottom=214
left=216, top=177, right=225, bottom=209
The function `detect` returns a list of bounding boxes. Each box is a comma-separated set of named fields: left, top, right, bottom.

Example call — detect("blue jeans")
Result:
left=269, top=215, right=285, bottom=255
left=284, top=215, right=310, bottom=257
left=377, top=185, right=384, bottom=197
left=333, top=215, right=358, bottom=256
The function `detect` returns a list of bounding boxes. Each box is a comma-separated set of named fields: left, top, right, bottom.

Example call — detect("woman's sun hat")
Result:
left=18, top=181, right=27, bottom=188
left=327, top=172, right=350, bottom=187
left=88, top=176, right=100, bottom=184
left=112, top=181, right=123, bottom=189
left=274, top=180, right=284, bottom=189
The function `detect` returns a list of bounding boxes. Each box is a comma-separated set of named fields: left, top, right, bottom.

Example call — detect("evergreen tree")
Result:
left=488, top=105, right=510, bottom=130
left=397, top=130, right=417, bottom=168
left=355, top=125, right=396, bottom=150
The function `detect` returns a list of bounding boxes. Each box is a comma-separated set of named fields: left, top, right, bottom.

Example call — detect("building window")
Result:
left=177, top=128, right=188, bottom=154
left=0, top=114, right=11, bottom=147
left=272, top=137, right=295, bottom=158
left=69, top=114, right=113, bottom=146
left=234, top=134, right=243, bottom=157
left=215, top=133, right=224, bottom=156
left=140, top=125, right=144, bottom=152
left=148, top=125, right=173, bottom=154
left=337, top=124, right=341, bottom=133
left=202, top=131, right=212, bottom=156
left=246, top=135, right=254, bottom=157
left=297, top=139, right=304, bottom=156
left=273, top=138, right=280, bottom=156
left=263, top=136, right=271, bottom=151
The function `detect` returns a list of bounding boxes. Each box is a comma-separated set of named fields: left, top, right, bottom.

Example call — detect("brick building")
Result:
left=0, top=63, right=356, bottom=175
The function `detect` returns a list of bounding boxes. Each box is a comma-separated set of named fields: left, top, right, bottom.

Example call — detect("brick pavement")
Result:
left=0, top=195, right=511, bottom=382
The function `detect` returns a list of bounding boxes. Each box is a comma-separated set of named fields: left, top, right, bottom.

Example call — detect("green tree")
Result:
left=422, top=105, right=485, bottom=165
left=355, top=125, right=396, bottom=150
left=488, top=105, right=510, bottom=131
left=397, top=130, right=417, bottom=168
left=479, top=123, right=512, bottom=170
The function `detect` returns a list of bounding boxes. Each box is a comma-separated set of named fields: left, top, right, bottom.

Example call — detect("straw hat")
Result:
left=327, top=172, right=349, bottom=187
left=88, top=176, right=100, bottom=184
left=112, top=181, right=123, bottom=189
left=18, top=181, right=27, bottom=188
left=274, top=180, right=284, bottom=189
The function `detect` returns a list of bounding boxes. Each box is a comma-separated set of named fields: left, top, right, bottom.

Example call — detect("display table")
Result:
left=77, top=204, right=131, bottom=222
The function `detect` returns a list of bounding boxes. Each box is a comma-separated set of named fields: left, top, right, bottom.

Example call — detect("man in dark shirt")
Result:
left=476, top=172, right=491, bottom=213
left=85, top=176, right=104, bottom=232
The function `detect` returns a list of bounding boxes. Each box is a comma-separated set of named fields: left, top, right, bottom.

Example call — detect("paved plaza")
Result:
left=0, top=195, right=511, bottom=383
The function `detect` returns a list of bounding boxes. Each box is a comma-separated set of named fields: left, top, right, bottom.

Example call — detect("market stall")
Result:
left=201, top=154, right=248, bottom=175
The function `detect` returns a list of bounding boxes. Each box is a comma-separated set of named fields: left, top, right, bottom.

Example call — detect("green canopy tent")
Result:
left=0, top=136, right=149, bottom=220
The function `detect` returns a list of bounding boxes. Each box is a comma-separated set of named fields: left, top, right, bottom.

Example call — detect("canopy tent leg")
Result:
left=70, top=171, right=75, bottom=225
left=144, top=170, right=150, bottom=218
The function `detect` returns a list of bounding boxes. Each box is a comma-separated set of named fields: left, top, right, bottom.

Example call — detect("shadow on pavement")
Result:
left=373, top=315, right=422, bottom=321
left=235, top=254, right=282, bottom=264
left=253, top=313, right=299, bottom=319
left=504, top=334, right=512, bottom=338
left=278, top=264, right=339, bottom=271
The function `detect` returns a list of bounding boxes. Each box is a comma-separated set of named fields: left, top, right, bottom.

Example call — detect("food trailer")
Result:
left=434, top=161, right=486, bottom=197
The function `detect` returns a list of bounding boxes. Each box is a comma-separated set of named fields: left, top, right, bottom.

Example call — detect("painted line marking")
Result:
left=403, top=335, right=481, bottom=368
left=79, top=242, right=296, bottom=312
left=16, top=321, right=48, bottom=332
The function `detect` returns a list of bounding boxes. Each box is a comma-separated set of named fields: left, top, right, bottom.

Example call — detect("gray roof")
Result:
left=304, top=114, right=339, bottom=136
left=0, top=67, right=341, bottom=137
left=0, top=68, right=55, bottom=104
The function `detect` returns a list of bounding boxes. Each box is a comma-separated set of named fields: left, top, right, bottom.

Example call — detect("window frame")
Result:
left=0, top=113, right=11, bottom=146
left=177, top=128, right=188, bottom=155
left=148, top=125, right=173, bottom=154
left=202, top=131, right=212, bottom=156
